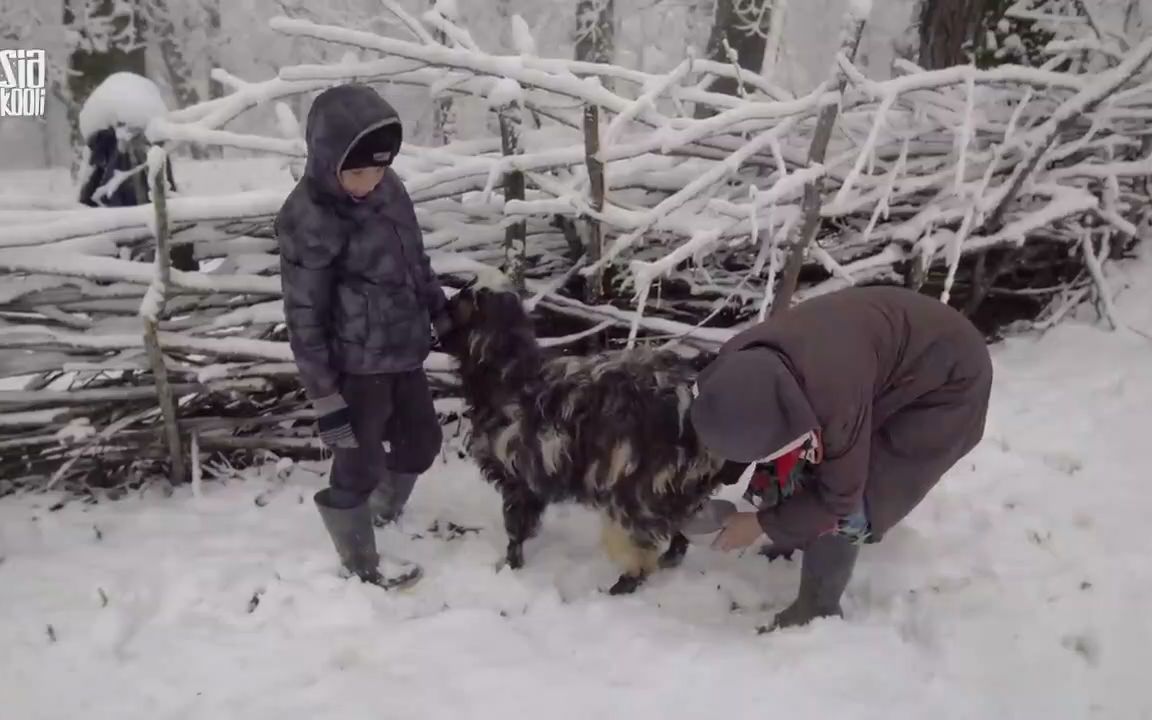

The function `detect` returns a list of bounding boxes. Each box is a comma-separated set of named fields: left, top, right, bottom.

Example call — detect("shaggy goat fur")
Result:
left=440, top=286, right=743, bottom=594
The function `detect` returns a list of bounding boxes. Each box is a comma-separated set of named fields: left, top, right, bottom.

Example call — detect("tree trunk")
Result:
left=65, top=0, right=147, bottom=109
left=205, top=0, right=225, bottom=102
left=499, top=104, right=527, bottom=295
left=431, top=0, right=454, bottom=144
left=697, top=0, right=772, bottom=115
left=583, top=103, right=605, bottom=303
left=918, top=0, right=1057, bottom=70
left=148, top=0, right=208, bottom=159
left=575, top=0, right=615, bottom=64
left=1123, top=0, right=1143, bottom=38
left=63, top=0, right=147, bottom=175
left=917, top=0, right=988, bottom=69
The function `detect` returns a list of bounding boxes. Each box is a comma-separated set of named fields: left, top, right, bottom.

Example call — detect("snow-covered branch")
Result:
left=3, top=0, right=1148, bottom=488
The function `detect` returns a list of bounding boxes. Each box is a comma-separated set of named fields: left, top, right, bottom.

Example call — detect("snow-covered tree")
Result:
left=700, top=0, right=774, bottom=99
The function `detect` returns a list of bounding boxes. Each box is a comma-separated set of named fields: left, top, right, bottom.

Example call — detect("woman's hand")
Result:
left=712, top=511, right=765, bottom=551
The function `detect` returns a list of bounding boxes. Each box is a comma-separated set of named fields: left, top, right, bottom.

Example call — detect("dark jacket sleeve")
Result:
left=757, top=393, right=873, bottom=548
left=416, top=241, right=447, bottom=321
left=276, top=210, right=342, bottom=401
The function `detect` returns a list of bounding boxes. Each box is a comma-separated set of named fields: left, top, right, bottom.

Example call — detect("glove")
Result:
left=313, top=393, right=358, bottom=449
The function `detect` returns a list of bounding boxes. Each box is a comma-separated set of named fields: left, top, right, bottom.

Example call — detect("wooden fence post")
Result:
left=140, top=147, right=186, bottom=485
left=583, top=103, right=606, bottom=303
left=498, top=101, right=527, bottom=294
left=771, top=9, right=869, bottom=316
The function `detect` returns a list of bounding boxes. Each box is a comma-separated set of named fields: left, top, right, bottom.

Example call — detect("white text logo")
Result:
left=0, top=49, right=47, bottom=118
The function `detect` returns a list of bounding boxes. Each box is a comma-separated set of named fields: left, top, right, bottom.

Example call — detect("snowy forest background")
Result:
left=2, top=0, right=1152, bottom=491
left=7, top=0, right=1152, bottom=170
left=2, top=0, right=965, bottom=169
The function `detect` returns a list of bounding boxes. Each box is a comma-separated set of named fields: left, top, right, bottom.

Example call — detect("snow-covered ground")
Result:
left=3, top=255, right=1152, bottom=720
left=0, top=157, right=296, bottom=201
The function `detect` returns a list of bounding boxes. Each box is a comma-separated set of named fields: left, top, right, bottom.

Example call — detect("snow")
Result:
left=138, top=280, right=164, bottom=322
left=849, top=0, right=873, bottom=21
left=146, top=146, right=167, bottom=191
left=0, top=408, right=66, bottom=427
left=208, top=301, right=285, bottom=329
left=0, top=189, right=289, bottom=249
left=433, top=0, right=458, bottom=21
left=78, top=73, right=170, bottom=140
left=4, top=6, right=1152, bottom=713
left=55, top=417, right=96, bottom=443
left=274, top=102, right=301, bottom=139
left=487, top=77, right=524, bottom=109
left=0, top=249, right=283, bottom=295
left=510, top=14, right=538, bottom=57
left=4, top=257, right=1152, bottom=718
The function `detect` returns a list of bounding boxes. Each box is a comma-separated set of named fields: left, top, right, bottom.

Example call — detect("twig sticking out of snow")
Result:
left=1080, top=229, right=1120, bottom=330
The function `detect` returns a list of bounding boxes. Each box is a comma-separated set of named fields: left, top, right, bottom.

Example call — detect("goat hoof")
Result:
left=608, top=574, right=645, bottom=595
left=658, top=548, right=687, bottom=569
left=506, top=547, right=524, bottom=570
left=658, top=534, right=690, bottom=569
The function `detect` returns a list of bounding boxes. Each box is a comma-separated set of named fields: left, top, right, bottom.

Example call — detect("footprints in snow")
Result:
left=989, top=435, right=1085, bottom=476
left=1061, top=632, right=1102, bottom=666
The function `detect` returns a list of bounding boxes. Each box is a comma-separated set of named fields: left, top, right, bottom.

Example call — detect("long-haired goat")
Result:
left=439, top=285, right=744, bottom=594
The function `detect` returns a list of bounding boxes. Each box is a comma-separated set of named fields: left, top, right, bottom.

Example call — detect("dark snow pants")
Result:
left=328, top=371, right=443, bottom=508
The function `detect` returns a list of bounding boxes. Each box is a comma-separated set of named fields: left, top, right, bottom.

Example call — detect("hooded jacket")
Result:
left=691, top=285, right=993, bottom=547
left=274, top=84, right=447, bottom=401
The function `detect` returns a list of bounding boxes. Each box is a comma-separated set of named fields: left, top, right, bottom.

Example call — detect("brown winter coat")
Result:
left=694, top=286, right=993, bottom=548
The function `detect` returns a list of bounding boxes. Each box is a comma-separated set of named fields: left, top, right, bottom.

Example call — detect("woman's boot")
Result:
left=771, top=532, right=859, bottom=629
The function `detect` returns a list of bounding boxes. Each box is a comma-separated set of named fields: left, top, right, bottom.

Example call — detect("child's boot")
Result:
left=315, top=488, right=422, bottom=589
left=369, top=471, right=418, bottom=527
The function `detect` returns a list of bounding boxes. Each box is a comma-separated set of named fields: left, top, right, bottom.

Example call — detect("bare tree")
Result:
left=575, top=0, right=614, bottom=64
left=64, top=0, right=147, bottom=105
left=699, top=0, right=773, bottom=102
left=1123, top=0, right=1143, bottom=37
left=917, top=0, right=1060, bottom=71
left=431, top=0, right=454, bottom=145
left=916, top=0, right=989, bottom=69
left=205, top=0, right=224, bottom=101
left=144, top=0, right=213, bottom=158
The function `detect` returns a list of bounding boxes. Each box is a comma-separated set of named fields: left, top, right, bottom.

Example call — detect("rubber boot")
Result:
left=770, top=532, right=860, bottom=630
left=369, top=471, right=418, bottom=528
left=314, top=488, right=422, bottom=590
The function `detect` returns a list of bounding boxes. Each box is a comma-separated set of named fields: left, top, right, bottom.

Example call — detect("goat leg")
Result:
left=502, top=487, right=546, bottom=570
left=658, top=532, right=690, bottom=569
left=601, top=521, right=661, bottom=595
left=608, top=573, right=648, bottom=595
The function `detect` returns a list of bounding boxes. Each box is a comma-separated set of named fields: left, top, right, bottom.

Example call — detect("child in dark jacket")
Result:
left=274, top=83, right=451, bottom=590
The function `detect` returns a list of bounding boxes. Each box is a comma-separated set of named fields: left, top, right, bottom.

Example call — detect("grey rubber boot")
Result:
left=314, top=489, right=423, bottom=590
left=369, top=471, right=418, bottom=527
left=770, top=532, right=860, bottom=630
